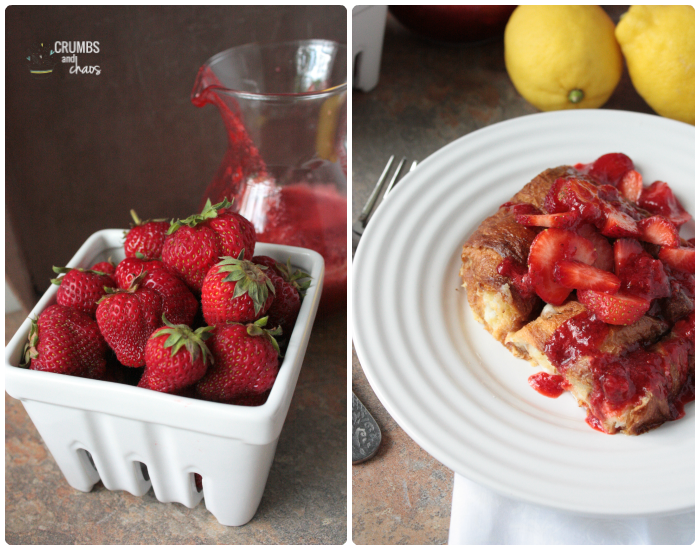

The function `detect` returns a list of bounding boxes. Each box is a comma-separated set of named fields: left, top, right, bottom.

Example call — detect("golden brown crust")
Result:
left=460, top=166, right=575, bottom=343
left=506, top=301, right=587, bottom=360
left=463, top=207, right=538, bottom=267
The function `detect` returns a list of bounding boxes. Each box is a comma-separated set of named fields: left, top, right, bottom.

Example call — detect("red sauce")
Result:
left=585, top=413, right=606, bottom=433
left=544, top=312, right=695, bottom=432
left=256, top=183, right=347, bottom=315
left=543, top=312, right=608, bottom=370
left=528, top=372, right=566, bottom=398
left=497, top=257, right=535, bottom=298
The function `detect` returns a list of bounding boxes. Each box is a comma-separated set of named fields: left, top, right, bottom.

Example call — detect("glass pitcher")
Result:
left=192, top=40, right=347, bottom=316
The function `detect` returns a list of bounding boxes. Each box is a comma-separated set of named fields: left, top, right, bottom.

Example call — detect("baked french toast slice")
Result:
left=506, top=303, right=693, bottom=434
left=460, top=153, right=695, bottom=435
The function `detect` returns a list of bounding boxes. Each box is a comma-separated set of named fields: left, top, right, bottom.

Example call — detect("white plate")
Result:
left=352, top=110, right=695, bottom=517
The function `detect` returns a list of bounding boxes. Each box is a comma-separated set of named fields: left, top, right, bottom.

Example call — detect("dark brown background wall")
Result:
left=6, top=5, right=347, bottom=310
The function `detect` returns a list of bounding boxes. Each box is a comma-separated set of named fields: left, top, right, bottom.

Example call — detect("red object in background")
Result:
left=389, top=5, right=517, bottom=44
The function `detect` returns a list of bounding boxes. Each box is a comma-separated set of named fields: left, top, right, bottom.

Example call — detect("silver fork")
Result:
left=351, top=157, right=418, bottom=464
left=352, top=157, right=416, bottom=238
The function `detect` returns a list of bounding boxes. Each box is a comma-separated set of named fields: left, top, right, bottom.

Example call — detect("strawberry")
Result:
left=137, top=316, right=214, bottom=394
left=141, top=267, right=199, bottom=327
left=195, top=318, right=281, bottom=404
left=21, top=304, right=107, bottom=379
left=577, top=289, right=650, bottom=326
left=114, top=258, right=198, bottom=327
left=95, top=274, right=164, bottom=367
left=201, top=254, right=275, bottom=325
left=658, top=246, right=695, bottom=274
left=617, top=251, right=671, bottom=301
left=90, top=260, right=115, bottom=276
left=123, top=210, right=170, bottom=260
left=637, top=216, right=680, bottom=248
left=638, top=181, right=692, bottom=227
left=577, top=225, right=614, bottom=272
left=613, top=238, right=644, bottom=276
left=161, top=223, right=219, bottom=293
left=600, top=208, right=641, bottom=238
left=515, top=211, right=579, bottom=230
left=161, top=199, right=256, bottom=293
left=251, top=256, right=312, bottom=290
left=527, top=228, right=597, bottom=305
left=576, top=152, right=635, bottom=186
left=617, top=170, right=643, bottom=203
left=265, top=273, right=302, bottom=336
left=51, top=266, right=117, bottom=318
left=114, top=257, right=166, bottom=289
left=252, top=256, right=312, bottom=335
left=553, top=261, right=621, bottom=294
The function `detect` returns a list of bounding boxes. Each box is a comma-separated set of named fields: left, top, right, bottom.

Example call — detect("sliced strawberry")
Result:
left=543, top=178, right=569, bottom=214
left=658, top=246, right=695, bottom=274
left=583, top=153, right=635, bottom=186
left=515, top=211, right=579, bottom=229
left=527, top=228, right=597, bottom=305
left=598, top=183, right=646, bottom=222
left=506, top=203, right=541, bottom=216
left=612, top=238, right=643, bottom=276
left=600, top=208, right=641, bottom=238
left=617, top=170, right=643, bottom=203
left=638, top=181, right=692, bottom=227
left=554, top=261, right=621, bottom=293
left=578, top=289, right=650, bottom=326
left=557, top=178, right=606, bottom=225
left=637, top=215, right=680, bottom=247
left=577, top=224, right=614, bottom=272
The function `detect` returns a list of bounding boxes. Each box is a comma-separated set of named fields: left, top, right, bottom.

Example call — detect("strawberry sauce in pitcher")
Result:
left=192, top=41, right=347, bottom=315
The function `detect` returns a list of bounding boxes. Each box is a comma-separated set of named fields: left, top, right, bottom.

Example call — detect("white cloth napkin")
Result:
left=448, top=473, right=695, bottom=545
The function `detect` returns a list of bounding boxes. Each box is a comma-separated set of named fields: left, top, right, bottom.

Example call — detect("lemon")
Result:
left=615, top=5, right=694, bottom=125
left=504, top=5, right=623, bottom=111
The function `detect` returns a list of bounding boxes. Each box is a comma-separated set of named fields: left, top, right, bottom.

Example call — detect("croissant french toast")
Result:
left=460, top=153, right=695, bottom=434
left=506, top=302, right=693, bottom=434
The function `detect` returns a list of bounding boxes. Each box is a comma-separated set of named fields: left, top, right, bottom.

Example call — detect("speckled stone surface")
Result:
left=6, top=309, right=347, bottom=544
left=352, top=7, right=655, bottom=545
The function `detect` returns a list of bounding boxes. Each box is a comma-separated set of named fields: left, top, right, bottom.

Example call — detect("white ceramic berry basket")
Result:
left=5, top=229, right=324, bottom=527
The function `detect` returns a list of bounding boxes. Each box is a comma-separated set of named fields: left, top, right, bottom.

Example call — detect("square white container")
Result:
left=5, top=229, right=324, bottom=527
